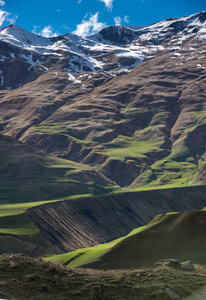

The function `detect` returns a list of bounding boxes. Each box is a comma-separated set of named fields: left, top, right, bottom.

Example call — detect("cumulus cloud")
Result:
left=0, top=1, right=17, bottom=27
left=73, top=12, right=106, bottom=36
left=114, top=16, right=121, bottom=26
left=32, top=25, right=59, bottom=37
left=114, top=15, right=130, bottom=26
left=123, top=15, right=130, bottom=24
left=99, top=0, right=114, bottom=12
left=0, top=10, right=8, bottom=26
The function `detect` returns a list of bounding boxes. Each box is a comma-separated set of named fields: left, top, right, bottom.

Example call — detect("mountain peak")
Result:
left=0, top=24, right=50, bottom=47
left=197, top=10, right=206, bottom=23
left=91, top=25, right=138, bottom=45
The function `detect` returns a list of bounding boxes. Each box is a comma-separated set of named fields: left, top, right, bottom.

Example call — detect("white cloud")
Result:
left=99, top=0, right=114, bottom=12
left=114, top=15, right=130, bottom=26
left=32, top=25, right=59, bottom=37
left=0, top=1, right=17, bottom=27
left=78, top=0, right=82, bottom=3
left=0, top=9, right=8, bottom=26
left=73, top=12, right=107, bottom=36
left=41, top=26, right=58, bottom=37
left=114, top=16, right=121, bottom=26
left=123, top=15, right=130, bottom=24
left=61, top=24, right=71, bottom=31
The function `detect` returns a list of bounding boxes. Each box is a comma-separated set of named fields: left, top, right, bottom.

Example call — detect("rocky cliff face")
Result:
left=0, top=11, right=206, bottom=189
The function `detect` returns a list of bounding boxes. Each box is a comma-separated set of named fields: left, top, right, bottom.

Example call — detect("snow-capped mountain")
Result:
left=0, top=10, right=206, bottom=89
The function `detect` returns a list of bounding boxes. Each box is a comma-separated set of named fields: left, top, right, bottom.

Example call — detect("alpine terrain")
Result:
left=0, top=10, right=206, bottom=299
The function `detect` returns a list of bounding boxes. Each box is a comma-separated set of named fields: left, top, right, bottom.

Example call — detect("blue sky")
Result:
left=0, top=0, right=205, bottom=36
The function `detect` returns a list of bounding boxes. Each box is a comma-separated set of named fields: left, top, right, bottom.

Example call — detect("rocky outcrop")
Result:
left=180, top=260, right=195, bottom=271
left=193, top=164, right=206, bottom=184
left=155, top=259, right=195, bottom=271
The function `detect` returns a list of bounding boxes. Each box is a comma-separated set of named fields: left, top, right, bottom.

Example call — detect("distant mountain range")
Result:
left=0, top=11, right=206, bottom=89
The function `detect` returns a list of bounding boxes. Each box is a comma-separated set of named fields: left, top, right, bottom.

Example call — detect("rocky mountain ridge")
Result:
left=0, top=10, right=205, bottom=89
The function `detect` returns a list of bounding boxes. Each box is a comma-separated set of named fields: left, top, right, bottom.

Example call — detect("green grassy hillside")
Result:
left=44, top=226, right=146, bottom=267
left=44, top=210, right=206, bottom=269
left=0, top=134, right=119, bottom=256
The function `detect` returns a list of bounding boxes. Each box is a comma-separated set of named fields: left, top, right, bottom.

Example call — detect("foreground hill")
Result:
left=0, top=254, right=206, bottom=300
left=45, top=210, right=206, bottom=269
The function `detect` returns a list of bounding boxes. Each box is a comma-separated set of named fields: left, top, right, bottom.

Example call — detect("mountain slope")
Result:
left=19, top=42, right=206, bottom=188
left=0, top=11, right=206, bottom=89
left=0, top=134, right=116, bottom=204
left=0, top=11, right=206, bottom=188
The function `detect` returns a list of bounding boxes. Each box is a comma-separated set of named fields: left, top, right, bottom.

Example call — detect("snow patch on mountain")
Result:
left=19, top=53, right=42, bottom=71
left=65, top=71, right=82, bottom=85
left=0, top=70, right=4, bottom=86
left=116, top=49, right=142, bottom=58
